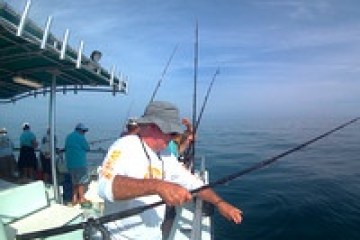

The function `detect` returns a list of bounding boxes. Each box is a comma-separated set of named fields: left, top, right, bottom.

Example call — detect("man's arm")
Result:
left=197, top=188, right=243, bottom=224
left=111, top=175, right=192, bottom=206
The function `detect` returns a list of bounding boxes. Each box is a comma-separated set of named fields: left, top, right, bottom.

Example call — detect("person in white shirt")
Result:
left=98, top=101, right=242, bottom=239
left=0, top=128, right=17, bottom=179
left=40, top=128, right=57, bottom=183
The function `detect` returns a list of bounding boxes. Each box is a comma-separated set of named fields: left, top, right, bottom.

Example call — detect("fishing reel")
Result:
left=83, top=217, right=110, bottom=240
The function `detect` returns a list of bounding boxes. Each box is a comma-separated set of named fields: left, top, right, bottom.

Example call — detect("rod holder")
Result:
left=41, top=16, right=53, bottom=49
left=76, top=40, right=84, bottom=69
left=60, top=29, right=69, bottom=60
left=17, top=0, right=31, bottom=37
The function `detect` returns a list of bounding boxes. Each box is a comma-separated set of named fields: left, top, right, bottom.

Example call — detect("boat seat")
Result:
left=0, top=180, right=83, bottom=239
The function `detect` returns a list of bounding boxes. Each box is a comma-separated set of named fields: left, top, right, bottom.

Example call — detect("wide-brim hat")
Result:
left=137, top=101, right=183, bottom=134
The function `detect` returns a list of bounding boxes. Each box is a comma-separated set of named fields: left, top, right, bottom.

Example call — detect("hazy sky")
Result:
left=2, top=0, right=360, bottom=125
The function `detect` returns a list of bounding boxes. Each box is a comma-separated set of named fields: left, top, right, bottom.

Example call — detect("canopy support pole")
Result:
left=49, top=74, right=60, bottom=203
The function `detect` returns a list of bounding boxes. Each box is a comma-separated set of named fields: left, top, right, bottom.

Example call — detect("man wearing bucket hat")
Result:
left=98, top=101, right=242, bottom=239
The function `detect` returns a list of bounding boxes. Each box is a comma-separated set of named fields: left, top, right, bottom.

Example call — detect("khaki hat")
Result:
left=137, top=101, right=183, bottom=134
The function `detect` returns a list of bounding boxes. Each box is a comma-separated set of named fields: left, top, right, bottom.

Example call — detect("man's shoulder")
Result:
left=118, top=135, right=139, bottom=144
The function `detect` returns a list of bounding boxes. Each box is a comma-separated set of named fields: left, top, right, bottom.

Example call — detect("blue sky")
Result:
left=2, top=0, right=360, bottom=125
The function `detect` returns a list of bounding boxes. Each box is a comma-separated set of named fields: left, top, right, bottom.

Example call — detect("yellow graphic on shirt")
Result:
left=144, top=166, right=163, bottom=179
left=101, top=150, right=121, bottom=180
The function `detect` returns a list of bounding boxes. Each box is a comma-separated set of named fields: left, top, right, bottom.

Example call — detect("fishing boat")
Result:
left=0, top=1, right=213, bottom=239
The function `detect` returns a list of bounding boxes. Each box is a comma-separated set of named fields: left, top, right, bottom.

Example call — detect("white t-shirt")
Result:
left=0, top=134, right=13, bottom=158
left=98, top=135, right=203, bottom=240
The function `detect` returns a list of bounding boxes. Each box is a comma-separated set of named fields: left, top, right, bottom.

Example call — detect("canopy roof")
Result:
left=0, top=1, right=127, bottom=103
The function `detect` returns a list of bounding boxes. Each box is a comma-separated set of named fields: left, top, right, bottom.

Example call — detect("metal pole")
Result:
left=50, top=74, right=60, bottom=202
left=191, top=22, right=199, bottom=173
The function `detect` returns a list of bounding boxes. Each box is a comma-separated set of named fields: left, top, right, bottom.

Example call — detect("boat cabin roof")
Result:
left=0, top=1, right=127, bottom=103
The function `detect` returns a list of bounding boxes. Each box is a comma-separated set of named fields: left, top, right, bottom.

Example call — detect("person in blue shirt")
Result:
left=165, top=118, right=194, bottom=159
left=65, top=123, right=90, bottom=205
left=18, top=123, right=38, bottom=180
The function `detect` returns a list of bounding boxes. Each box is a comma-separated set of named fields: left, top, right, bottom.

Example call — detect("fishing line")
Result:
left=89, top=137, right=118, bottom=145
left=89, top=43, right=179, bottom=147
left=17, top=117, right=359, bottom=239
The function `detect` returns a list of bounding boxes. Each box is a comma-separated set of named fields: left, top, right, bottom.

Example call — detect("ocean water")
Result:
left=196, top=117, right=360, bottom=240
left=2, top=113, right=359, bottom=239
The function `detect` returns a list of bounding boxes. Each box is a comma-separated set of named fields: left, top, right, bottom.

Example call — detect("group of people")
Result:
left=0, top=123, right=55, bottom=182
left=0, top=123, right=41, bottom=181
left=1, top=100, right=243, bottom=239
left=0, top=122, right=91, bottom=207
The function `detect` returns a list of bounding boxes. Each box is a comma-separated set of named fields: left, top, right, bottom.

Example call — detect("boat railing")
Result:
left=190, top=156, right=209, bottom=240
left=168, top=156, right=213, bottom=240
left=12, top=147, right=107, bottom=177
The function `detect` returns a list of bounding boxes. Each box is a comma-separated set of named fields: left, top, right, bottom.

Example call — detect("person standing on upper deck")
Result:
left=18, top=123, right=38, bottom=180
left=65, top=123, right=90, bottom=205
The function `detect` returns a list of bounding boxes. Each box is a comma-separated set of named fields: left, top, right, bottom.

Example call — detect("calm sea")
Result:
left=2, top=114, right=360, bottom=239
left=197, top=117, right=360, bottom=240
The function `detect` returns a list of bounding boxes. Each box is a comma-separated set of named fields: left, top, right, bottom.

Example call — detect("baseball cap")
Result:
left=22, top=122, right=30, bottom=129
left=75, top=123, right=89, bottom=132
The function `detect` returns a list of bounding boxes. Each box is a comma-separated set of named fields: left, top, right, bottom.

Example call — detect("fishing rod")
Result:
left=87, top=45, right=179, bottom=146
left=194, top=68, right=219, bottom=132
left=89, top=137, right=118, bottom=145
left=148, top=44, right=179, bottom=104
left=183, top=67, right=220, bottom=168
left=17, top=117, right=359, bottom=240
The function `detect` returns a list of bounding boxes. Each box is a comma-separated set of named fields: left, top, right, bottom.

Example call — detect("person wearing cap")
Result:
left=98, top=101, right=242, bottom=239
left=121, top=118, right=140, bottom=136
left=64, top=123, right=90, bottom=205
left=18, top=123, right=38, bottom=180
left=0, top=128, right=17, bottom=179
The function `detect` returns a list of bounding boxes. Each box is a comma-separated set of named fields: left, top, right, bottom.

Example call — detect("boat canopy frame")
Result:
left=0, top=0, right=128, bottom=103
left=0, top=0, right=129, bottom=203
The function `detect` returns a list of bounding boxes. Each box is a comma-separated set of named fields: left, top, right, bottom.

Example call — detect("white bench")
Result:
left=0, top=180, right=84, bottom=239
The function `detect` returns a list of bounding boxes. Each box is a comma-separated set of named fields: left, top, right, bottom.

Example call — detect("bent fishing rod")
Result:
left=17, top=117, right=359, bottom=240
left=148, top=44, right=179, bottom=104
